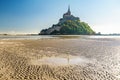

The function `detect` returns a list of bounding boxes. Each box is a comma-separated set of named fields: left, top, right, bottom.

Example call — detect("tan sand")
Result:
left=0, top=38, right=119, bottom=80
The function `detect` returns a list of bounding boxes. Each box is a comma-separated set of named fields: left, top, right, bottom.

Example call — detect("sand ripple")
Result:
left=0, top=39, right=119, bottom=80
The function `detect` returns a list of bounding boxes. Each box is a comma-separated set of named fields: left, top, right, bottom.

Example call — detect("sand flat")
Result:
left=0, top=37, right=120, bottom=80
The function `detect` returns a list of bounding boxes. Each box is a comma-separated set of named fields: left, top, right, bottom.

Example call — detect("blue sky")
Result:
left=0, top=0, right=120, bottom=34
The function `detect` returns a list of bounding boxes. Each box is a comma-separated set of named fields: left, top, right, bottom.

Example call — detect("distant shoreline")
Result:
left=0, top=34, right=38, bottom=36
left=0, top=33, right=120, bottom=36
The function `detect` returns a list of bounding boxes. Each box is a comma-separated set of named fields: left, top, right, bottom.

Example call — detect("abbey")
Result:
left=40, top=6, right=95, bottom=35
left=59, top=5, right=79, bottom=24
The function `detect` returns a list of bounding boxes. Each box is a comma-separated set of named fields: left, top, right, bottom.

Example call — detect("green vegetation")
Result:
left=51, top=20, right=95, bottom=35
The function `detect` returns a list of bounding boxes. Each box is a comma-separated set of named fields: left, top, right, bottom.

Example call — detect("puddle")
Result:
left=30, top=56, right=89, bottom=66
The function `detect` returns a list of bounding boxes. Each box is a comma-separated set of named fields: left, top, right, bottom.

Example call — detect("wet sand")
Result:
left=0, top=37, right=120, bottom=80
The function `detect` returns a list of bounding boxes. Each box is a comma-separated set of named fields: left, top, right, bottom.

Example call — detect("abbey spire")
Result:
left=63, top=5, right=72, bottom=17
left=67, top=5, right=71, bottom=15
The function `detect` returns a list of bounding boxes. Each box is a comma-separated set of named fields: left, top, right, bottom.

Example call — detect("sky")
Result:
left=0, top=0, right=120, bottom=34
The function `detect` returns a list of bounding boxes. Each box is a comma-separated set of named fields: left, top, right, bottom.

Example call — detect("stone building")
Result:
left=59, top=5, right=79, bottom=24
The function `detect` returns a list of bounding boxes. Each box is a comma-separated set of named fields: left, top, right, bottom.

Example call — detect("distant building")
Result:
left=59, top=5, right=79, bottom=24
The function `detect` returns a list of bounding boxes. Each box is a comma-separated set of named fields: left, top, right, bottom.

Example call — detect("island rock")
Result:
left=39, top=6, right=95, bottom=35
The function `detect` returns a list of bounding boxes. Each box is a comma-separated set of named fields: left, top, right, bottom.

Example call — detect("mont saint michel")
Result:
left=40, top=6, right=95, bottom=35
left=0, top=0, right=120, bottom=80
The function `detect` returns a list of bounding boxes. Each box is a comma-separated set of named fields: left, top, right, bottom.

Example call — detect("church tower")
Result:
left=63, top=5, right=71, bottom=18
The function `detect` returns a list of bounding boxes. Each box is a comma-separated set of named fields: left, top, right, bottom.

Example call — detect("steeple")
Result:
left=63, top=5, right=72, bottom=18
left=67, top=5, right=71, bottom=15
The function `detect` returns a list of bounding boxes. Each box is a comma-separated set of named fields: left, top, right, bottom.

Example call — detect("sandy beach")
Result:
left=0, top=36, right=120, bottom=80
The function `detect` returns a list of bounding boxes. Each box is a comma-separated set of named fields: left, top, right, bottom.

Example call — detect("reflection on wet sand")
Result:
left=31, top=56, right=89, bottom=66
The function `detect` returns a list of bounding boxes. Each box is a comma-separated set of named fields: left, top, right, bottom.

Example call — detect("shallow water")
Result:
left=0, top=35, right=120, bottom=40
left=0, top=35, right=55, bottom=40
